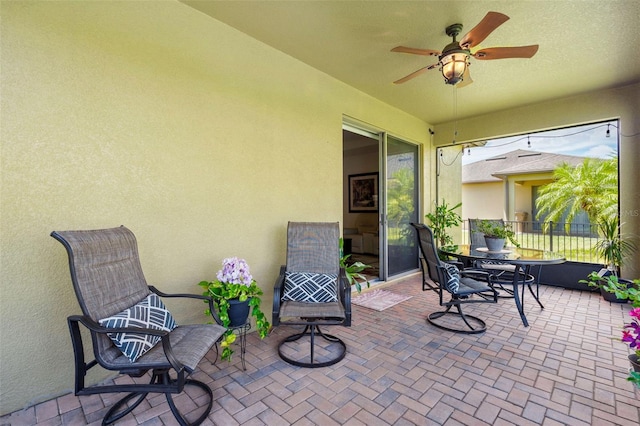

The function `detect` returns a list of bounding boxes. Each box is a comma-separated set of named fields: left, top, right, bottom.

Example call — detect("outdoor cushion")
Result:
left=99, top=293, right=177, bottom=362
left=443, top=263, right=461, bottom=294
left=282, top=272, right=338, bottom=303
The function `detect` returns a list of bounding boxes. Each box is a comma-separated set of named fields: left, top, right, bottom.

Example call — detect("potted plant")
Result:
left=340, top=238, right=371, bottom=293
left=425, top=200, right=462, bottom=247
left=591, top=216, right=637, bottom=302
left=475, top=219, right=520, bottom=251
left=594, top=216, right=636, bottom=275
left=625, top=305, right=640, bottom=388
left=199, top=257, right=270, bottom=362
left=584, top=273, right=640, bottom=387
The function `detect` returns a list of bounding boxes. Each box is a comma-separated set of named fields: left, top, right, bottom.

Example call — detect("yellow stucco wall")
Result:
left=0, top=1, right=432, bottom=414
left=461, top=182, right=504, bottom=220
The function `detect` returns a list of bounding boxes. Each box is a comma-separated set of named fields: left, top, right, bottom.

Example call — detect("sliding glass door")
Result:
left=343, top=121, right=420, bottom=281
left=383, top=135, right=420, bottom=277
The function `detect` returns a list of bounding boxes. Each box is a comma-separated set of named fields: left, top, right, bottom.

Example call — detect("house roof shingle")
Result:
left=462, top=149, right=587, bottom=183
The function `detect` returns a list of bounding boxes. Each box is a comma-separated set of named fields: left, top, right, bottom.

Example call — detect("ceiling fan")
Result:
left=391, top=11, right=538, bottom=87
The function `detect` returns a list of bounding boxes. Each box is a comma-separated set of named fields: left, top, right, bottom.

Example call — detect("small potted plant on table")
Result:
left=476, top=219, right=520, bottom=251
left=199, top=257, right=270, bottom=361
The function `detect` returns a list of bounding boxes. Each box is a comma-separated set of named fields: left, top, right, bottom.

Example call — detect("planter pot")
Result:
left=600, top=286, right=629, bottom=303
left=630, top=354, right=640, bottom=373
left=227, top=298, right=251, bottom=327
left=599, top=271, right=630, bottom=303
left=484, top=236, right=505, bottom=252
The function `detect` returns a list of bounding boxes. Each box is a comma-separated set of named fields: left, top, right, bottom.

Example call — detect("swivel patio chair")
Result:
left=272, top=222, right=351, bottom=367
left=51, top=226, right=226, bottom=425
left=411, top=223, right=498, bottom=334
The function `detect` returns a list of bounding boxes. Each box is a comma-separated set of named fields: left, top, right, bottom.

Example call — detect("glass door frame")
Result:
left=381, top=133, right=421, bottom=280
left=343, top=118, right=421, bottom=281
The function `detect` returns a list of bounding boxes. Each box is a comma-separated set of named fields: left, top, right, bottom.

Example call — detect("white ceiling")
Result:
left=183, top=1, right=640, bottom=125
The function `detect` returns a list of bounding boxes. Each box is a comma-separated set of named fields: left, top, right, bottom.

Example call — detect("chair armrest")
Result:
left=460, top=268, right=494, bottom=283
left=149, top=286, right=222, bottom=326
left=272, top=265, right=286, bottom=326
left=339, top=268, right=351, bottom=326
left=444, top=260, right=464, bottom=270
left=67, top=315, right=185, bottom=373
left=70, top=314, right=170, bottom=337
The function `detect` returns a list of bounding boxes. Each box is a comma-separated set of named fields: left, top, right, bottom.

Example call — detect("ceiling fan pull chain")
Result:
left=452, top=87, right=458, bottom=144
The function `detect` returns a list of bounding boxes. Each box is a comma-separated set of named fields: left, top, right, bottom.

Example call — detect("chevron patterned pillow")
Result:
left=99, top=293, right=177, bottom=362
left=282, top=272, right=338, bottom=303
left=442, top=263, right=461, bottom=294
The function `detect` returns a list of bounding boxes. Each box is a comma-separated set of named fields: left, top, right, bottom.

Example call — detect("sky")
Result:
left=461, top=120, right=619, bottom=165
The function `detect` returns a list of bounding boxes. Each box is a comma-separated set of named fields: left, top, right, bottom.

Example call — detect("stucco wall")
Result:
left=429, top=146, right=464, bottom=244
left=0, top=1, right=432, bottom=414
left=434, top=83, right=640, bottom=278
left=461, top=182, right=504, bottom=220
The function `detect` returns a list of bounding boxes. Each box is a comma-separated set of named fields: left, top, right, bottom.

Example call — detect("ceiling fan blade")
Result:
left=457, top=67, right=473, bottom=88
left=459, top=11, right=509, bottom=49
left=391, top=46, right=440, bottom=56
left=393, top=65, right=436, bottom=84
left=472, top=45, right=539, bottom=60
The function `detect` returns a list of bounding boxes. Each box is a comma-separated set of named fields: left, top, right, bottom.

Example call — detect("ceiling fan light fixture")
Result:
left=440, top=50, right=468, bottom=85
left=391, top=12, right=537, bottom=86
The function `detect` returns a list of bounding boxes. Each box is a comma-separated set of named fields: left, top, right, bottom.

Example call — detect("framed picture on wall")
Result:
left=348, top=172, right=379, bottom=212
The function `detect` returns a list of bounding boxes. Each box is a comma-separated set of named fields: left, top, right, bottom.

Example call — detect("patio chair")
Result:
left=272, top=222, right=351, bottom=367
left=51, top=226, right=226, bottom=425
left=411, top=223, right=498, bottom=334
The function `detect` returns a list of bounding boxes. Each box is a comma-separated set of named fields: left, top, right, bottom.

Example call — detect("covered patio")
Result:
left=4, top=274, right=638, bottom=425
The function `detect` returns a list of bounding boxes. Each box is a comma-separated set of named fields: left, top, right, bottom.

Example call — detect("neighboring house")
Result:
left=462, top=149, right=587, bottom=225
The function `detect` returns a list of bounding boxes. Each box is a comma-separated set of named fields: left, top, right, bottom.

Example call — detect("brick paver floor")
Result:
left=2, top=273, right=639, bottom=425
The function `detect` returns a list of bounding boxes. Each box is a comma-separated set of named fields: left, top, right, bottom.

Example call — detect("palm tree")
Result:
left=387, top=168, right=415, bottom=244
left=535, top=157, right=617, bottom=228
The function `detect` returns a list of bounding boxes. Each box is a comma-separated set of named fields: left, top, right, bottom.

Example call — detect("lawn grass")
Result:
left=461, top=230, right=602, bottom=263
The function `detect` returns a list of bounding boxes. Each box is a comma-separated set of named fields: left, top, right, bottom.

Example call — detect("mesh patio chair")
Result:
left=51, top=226, right=226, bottom=425
left=411, top=223, right=498, bottom=334
left=272, top=222, right=351, bottom=367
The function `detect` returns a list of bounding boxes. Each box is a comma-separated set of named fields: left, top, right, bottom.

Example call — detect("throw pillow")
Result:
left=283, top=272, right=338, bottom=303
left=99, top=293, right=177, bottom=363
left=442, top=263, right=461, bottom=294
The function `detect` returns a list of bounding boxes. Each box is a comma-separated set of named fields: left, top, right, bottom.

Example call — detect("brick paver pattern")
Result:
left=2, top=273, right=639, bottom=425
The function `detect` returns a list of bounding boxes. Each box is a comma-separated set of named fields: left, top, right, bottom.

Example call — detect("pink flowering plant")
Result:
left=583, top=273, right=640, bottom=386
left=587, top=273, right=640, bottom=387
left=623, top=306, right=640, bottom=387
left=199, top=257, right=270, bottom=361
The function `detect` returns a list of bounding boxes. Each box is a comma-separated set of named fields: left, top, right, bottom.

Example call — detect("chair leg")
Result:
left=525, top=265, right=544, bottom=309
left=103, top=392, right=148, bottom=425
left=165, top=379, right=213, bottom=426
left=278, top=324, right=347, bottom=368
left=101, top=371, right=213, bottom=426
left=427, top=304, right=487, bottom=334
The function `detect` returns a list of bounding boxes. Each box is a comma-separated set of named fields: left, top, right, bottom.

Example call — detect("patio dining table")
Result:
left=439, top=245, right=566, bottom=327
